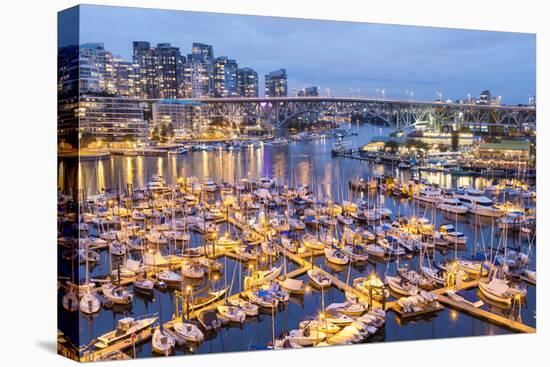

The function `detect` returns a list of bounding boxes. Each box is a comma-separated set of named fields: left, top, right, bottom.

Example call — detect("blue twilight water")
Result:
left=58, top=123, right=536, bottom=357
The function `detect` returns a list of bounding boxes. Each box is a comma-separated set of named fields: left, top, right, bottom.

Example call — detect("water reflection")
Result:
left=58, top=123, right=536, bottom=356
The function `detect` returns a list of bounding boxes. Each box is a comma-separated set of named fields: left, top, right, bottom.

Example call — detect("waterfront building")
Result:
left=265, top=68, right=287, bottom=97
left=477, top=140, right=531, bottom=161
left=113, top=59, right=142, bottom=98
left=155, top=43, right=184, bottom=99
left=152, top=99, right=201, bottom=133
left=57, top=45, right=80, bottom=96
left=184, top=43, right=215, bottom=98
left=77, top=96, right=148, bottom=144
left=298, top=86, right=319, bottom=97
left=132, top=41, right=185, bottom=99
left=477, top=89, right=492, bottom=105
left=417, top=131, right=475, bottom=147
left=76, top=52, right=101, bottom=95
left=80, top=43, right=117, bottom=94
left=214, top=57, right=239, bottom=97
left=133, top=41, right=159, bottom=98
left=360, top=136, right=391, bottom=152
left=237, top=67, right=259, bottom=97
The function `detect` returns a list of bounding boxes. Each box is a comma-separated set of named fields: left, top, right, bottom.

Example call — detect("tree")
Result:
left=384, top=140, right=399, bottom=153
left=459, top=125, right=471, bottom=133
left=451, top=130, right=459, bottom=151
left=150, top=125, right=160, bottom=141
left=79, top=132, right=95, bottom=148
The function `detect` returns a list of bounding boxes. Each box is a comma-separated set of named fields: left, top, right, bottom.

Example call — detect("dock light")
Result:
left=248, top=264, right=254, bottom=271
left=186, top=286, right=192, bottom=293
left=515, top=294, right=522, bottom=301
left=319, top=312, right=326, bottom=320
left=451, top=310, right=458, bottom=321
left=213, top=275, right=219, bottom=281
left=305, top=286, right=311, bottom=293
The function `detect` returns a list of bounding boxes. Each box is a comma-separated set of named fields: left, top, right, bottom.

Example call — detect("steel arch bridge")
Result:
left=151, top=96, right=536, bottom=130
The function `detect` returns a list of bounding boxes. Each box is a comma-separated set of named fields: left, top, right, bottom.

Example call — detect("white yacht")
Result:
left=455, top=189, right=504, bottom=217
left=439, top=224, right=468, bottom=244
left=413, top=187, right=442, bottom=204
left=437, top=196, right=469, bottom=214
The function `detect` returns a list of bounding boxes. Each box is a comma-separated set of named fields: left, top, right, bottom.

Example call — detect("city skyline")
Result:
left=71, top=5, right=536, bottom=103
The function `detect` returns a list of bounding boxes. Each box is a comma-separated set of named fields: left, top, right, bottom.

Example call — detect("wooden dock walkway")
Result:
left=436, top=294, right=535, bottom=333
left=273, top=244, right=380, bottom=307
left=385, top=280, right=478, bottom=311
left=82, top=326, right=154, bottom=362
left=82, top=211, right=535, bottom=360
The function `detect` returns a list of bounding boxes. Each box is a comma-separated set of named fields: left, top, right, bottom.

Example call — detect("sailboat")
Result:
left=80, top=286, right=101, bottom=314
left=307, top=268, right=332, bottom=288
left=243, top=266, right=282, bottom=289
left=261, top=241, right=278, bottom=256
left=478, top=277, right=526, bottom=305
left=133, top=278, right=155, bottom=293
left=227, top=298, right=259, bottom=316
left=279, top=278, right=307, bottom=295
left=288, top=327, right=326, bottom=346
left=62, top=288, right=79, bottom=312
left=80, top=241, right=101, bottom=314
left=216, top=305, right=246, bottom=323
left=173, top=322, right=204, bottom=342
left=299, top=319, right=340, bottom=334
left=152, top=327, right=175, bottom=355
left=181, top=262, right=205, bottom=279
left=157, top=270, right=182, bottom=287
left=102, top=283, right=133, bottom=304
left=386, top=275, right=418, bottom=296
left=324, top=247, right=350, bottom=265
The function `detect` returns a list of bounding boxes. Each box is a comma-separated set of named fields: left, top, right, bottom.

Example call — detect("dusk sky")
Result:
left=73, top=5, right=536, bottom=104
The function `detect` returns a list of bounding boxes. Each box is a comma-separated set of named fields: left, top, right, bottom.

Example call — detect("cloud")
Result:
left=76, top=4, right=535, bottom=103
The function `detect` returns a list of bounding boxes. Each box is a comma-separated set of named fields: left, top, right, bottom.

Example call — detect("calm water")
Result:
left=58, top=123, right=536, bottom=357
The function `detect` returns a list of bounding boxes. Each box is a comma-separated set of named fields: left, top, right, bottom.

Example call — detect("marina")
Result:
left=58, top=123, right=536, bottom=360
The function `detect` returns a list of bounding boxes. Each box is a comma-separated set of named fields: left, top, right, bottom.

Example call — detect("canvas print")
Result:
left=57, top=4, right=537, bottom=362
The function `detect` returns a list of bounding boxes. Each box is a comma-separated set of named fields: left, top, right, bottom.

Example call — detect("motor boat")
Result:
left=95, top=315, right=158, bottom=348
left=439, top=224, right=468, bottom=244
left=455, top=189, right=504, bottom=217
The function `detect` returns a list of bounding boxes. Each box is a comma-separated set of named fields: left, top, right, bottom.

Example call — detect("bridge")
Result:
left=153, top=96, right=536, bottom=129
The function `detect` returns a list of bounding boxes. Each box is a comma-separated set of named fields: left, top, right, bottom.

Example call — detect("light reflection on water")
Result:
left=58, top=123, right=536, bottom=357
left=67, top=124, right=495, bottom=198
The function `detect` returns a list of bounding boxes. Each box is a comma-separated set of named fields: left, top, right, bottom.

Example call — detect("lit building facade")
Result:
left=298, top=86, right=319, bottom=97
left=214, top=57, right=239, bottom=97
left=132, top=41, right=158, bottom=99
left=477, top=140, right=531, bottom=161
left=184, top=43, right=215, bottom=98
left=152, top=99, right=201, bottom=132
left=265, top=69, right=287, bottom=97
left=113, top=59, right=142, bottom=98
left=237, top=67, right=259, bottom=97
left=80, top=43, right=116, bottom=94
left=155, top=43, right=184, bottom=99
left=78, top=96, right=148, bottom=143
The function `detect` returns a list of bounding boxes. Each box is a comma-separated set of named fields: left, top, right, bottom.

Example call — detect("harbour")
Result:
left=58, top=123, right=536, bottom=361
